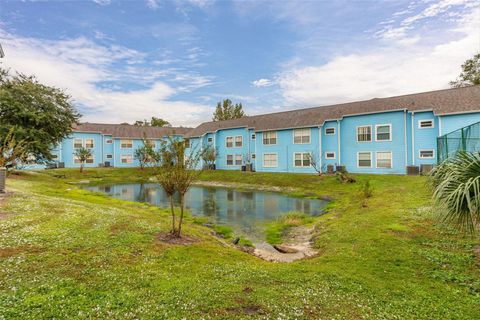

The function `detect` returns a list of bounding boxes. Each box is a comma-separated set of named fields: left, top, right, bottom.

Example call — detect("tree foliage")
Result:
left=430, top=151, right=480, bottom=233
left=0, top=127, right=27, bottom=168
left=73, top=147, right=92, bottom=173
left=450, top=53, right=480, bottom=88
left=212, top=99, right=245, bottom=121
left=0, top=67, right=80, bottom=164
left=133, top=117, right=171, bottom=127
left=154, top=137, right=206, bottom=237
left=134, top=137, right=156, bottom=170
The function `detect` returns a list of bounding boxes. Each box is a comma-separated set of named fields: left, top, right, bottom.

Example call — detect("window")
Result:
left=293, top=128, right=311, bottom=144
left=325, top=127, right=335, bottom=135
left=294, top=153, right=311, bottom=167
left=121, top=154, right=133, bottom=164
left=325, top=152, right=336, bottom=159
left=376, top=124, right=391, bottom=141
left=263, top=131, right=277, bottom=145
left=226, top=154, right=234, bottom=165
left=419, top=150, right=435, bottom=158
left=184, top=139, right=190, bottom=148
left=251, top=133, right=256, bottom=140
left=85, top=138, right=94, bottom=149
left=235, top=154, right=242, bottom=165
left=419, top=120, right=434, bottom=129
left=376, top=152, right=392, bottom=168
left=251, top=153, right=256, bottom=159
left=263, top=153, right=278, bottom=167
left=226, top=137, right=233, bottom=148
left=357, top=152, right=372, bottom=168
left=357, top=126, right=372, bottom=142
left=120, top=139, right=133, bottom=148
left=51, top=154, right=58, bottom=160
left=235, top=136, right=243, bottom=147
left=74, top=155, right=94, bottom=164
left=106, top=154, right=113, bottom=159
left=74, top=138, right=83, bottom=149
left=105, top=139, right=113, bottom=144
left=207, top=137, right=213, bottom=143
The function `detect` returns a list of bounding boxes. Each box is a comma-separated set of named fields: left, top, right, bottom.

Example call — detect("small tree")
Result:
left=74, top=147, right=92, bottom=173
left=450, top=53, right=480, bottom=88
left=201, top=147, right=217, bottom=170
left=307, top=153, right=322, bottom=176
left=134, top=137, right=156, bottom=170
left=212, top=99, right=246, bottom=121
left=150, top=117, right=171, bottom=127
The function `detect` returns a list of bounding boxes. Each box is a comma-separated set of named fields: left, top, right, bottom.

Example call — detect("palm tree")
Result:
left=74, top=147, right=92, bottom=173
left=430, top=151, right=480, bottom=233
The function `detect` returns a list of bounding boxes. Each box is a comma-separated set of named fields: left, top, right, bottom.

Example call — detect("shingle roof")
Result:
left=73, top=123, right=192, bottom=138
left=185, top=86, right=480, bottom=137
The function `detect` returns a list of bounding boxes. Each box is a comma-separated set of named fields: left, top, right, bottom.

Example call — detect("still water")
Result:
left=84, top=183, right=327, bottom=241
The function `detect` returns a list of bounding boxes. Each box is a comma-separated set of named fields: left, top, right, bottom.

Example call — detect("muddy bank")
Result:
left=253, top=225, right=318, bottom=263
left=193, top=180, right=297, bottom=194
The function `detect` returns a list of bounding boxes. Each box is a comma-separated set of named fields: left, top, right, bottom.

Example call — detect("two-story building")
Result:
left=22, top=123, right=191, bottom=169
left=185, top=86, right=480, bottom=174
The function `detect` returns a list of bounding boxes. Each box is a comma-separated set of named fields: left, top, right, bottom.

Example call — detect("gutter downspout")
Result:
left=318, top=126, right=322, bottom=173
left=411, top=112, right=415, bottom=166
left=404, top=110, right=407, bottom=167
left=113, top=139, right=116, bottom=167
left=337, top=120, right=341, bottom=165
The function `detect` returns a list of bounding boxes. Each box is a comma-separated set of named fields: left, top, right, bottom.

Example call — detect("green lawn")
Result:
left=0, top=168, right=479, bottom=319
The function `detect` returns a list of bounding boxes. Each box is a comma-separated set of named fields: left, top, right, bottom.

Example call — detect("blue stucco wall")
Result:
left=440, top=112, right=480, bottom=136
left=339, top=111, right=407, bottom=174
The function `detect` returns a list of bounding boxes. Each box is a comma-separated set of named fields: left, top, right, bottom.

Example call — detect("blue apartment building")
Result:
left=23, top=123, right=191, bottom=170
left=25, top=86, right=480, bottom=174
left=185, top=86, right=480, bottom=174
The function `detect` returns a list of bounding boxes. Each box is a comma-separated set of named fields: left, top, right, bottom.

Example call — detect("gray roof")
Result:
left=73, top=123, right=192, bottom=138
left=185, top=86, right=480, bottom=138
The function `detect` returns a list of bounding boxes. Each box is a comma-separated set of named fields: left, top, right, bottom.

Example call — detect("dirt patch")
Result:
left=194, top=181, right=296, bottom=193
left=156, top=231, right=199, bottom=245
left=0, top=245, right=44, bottom=258
left=225, top=304, right=264, bottom=316
left=474, top=246, right=480, bottom=266
left=0, top=192, right=12, bottom=220
left=253, top=226, right=319, bottom=263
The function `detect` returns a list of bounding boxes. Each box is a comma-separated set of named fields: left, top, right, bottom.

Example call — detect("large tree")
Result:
left=450, top=53, right=480, bottom=88
left=212, top=99, right=245, bottom=121
left=0, top=67, right=80, bottom=165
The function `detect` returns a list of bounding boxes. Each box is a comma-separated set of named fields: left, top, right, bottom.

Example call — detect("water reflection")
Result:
left=84, top=183, right=327, bottom=241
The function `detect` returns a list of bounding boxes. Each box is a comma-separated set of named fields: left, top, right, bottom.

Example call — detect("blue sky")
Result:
left=0, top=0, right=478, bottom=126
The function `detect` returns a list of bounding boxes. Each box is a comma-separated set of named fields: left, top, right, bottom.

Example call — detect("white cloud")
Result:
left=252, top=78, right=273, bottom=87
left=146, top=0, right=160, bottom=10
left=92, top=0, right=111, bottom=6
left=278, top=7, right=480, bottom=107
left=0, top=31, right=212, bottom=127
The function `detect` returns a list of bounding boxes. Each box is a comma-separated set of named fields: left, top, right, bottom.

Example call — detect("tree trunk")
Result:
left=176, top=194, right=185, bottom=237
left=80, top=163, right=84, bottom=173
left=169, top=195, right=176, bottom=234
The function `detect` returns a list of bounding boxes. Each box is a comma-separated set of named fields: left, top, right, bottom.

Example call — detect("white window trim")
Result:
left=263, top=152, right=278, bottom=168
left=375, top=151, right=393, bottom=169
left=234, top=135, right=243, bottom=147
left=375, top=124, right=392, bottom=142
left=207, top=137, right=213, bottom=142
left=73, top=138, right=83, bottom=149
left=262, top=131, right=278, bottom=146
left=325, top=151, right=336, bottom=160
left=120, top=139, right=133, bottom=149
left=293, top=128, right=311, bottom=144
left=419, top=149, right=435, bottom=159
left=225, top=136, right=234, bottom=148
left=418, top=119, right=435, bottom=129
left=85, top=138, right=95, bottom=149
left=120, top=154, right=133, bottom=164
left=105, top=138, right=113, bottom=144
left=325, top=127, right=336, bottom=135
left=251, top=133, right=256, bottom=140
left=234, top=154, right=242, bottom=166
left=106, top=154, right=113, bottom=159
left=226, top=154, right=234, bottom=166
left=356, top=125, right=373, bottom=143
left=293, top=152, right=311, bottom=168
left=357, top=151, right=373, bottom=168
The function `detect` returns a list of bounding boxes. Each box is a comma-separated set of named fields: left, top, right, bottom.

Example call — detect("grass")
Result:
left=265, top=212, right=313, bottom=245
left=0, top=168, right=479, bottom=319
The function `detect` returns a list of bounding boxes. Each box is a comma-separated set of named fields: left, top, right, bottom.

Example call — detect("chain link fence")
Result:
left=437, top=121, right=480, bottom=163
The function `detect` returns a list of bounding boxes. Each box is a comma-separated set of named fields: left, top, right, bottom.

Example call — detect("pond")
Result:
left=83, top=183, right=328, bottom=241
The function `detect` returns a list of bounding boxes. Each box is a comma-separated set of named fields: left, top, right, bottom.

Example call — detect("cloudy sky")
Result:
left=0, top=0, right=478, bottom=126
